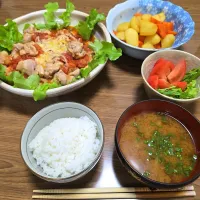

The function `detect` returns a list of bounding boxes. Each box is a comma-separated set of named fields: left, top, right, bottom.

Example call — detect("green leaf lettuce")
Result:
left=33, top=82, right=60, bottom=101
left=76, top=9, right=105, bottom=40
left=0, top=19, right=23, bottom=51
left=35, top=0, right=74, bottom=30
left=80, top=40, right=122, bottom=78
left=158, top=80, right=198, bottom=99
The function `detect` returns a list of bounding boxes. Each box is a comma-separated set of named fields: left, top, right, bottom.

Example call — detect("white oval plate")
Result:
left=0, top=9, right=111, bottom=98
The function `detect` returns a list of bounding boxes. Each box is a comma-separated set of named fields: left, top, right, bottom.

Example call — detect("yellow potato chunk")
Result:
left=141, top=14, right=152, bottom=21
left=144, top=34, right=161, bottom=45
left=140, top=20, right=158, bottom=36
left=158, top=12, right=166, bottom=22
left=117, top=22, right=130, bottom=32
left=142, top=43, right=155, bottom=49
left=116, top=31, right=125, bottom=40
left=125, top=28, right=139, bottom=47
left=130, top=16, right=140, bottom=33
left=161, top=34, right=175, bottom=48
left=152, top=12, right=166, bottom=22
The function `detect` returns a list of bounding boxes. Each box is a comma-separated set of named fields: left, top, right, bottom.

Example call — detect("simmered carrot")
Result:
left=163, top=22, right=174, bottom=31
left=139, top=41, right=144, bottom=48
left=157, top=23, right=167, bottom=38
left=134, top=12, right=142, bottom=16
left=150, top=17, right=161, bottom=24
left=139, top=35, right=146, bottom=43
left=154, top=43, right=161, bottom=49
left=168, top=30, right=177, bottom=35
left=113, top=30, right=117, bottom=35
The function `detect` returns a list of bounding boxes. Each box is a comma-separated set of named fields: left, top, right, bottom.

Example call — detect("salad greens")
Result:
left=76, top=9, right=105, bottom=40
left=0, top=64, right=60, bottom=100
left=35, top=0, right=74, bottom=30
left=80, top=40, right=122, bottom=78
left=33, top=82, right=60, bottom=101
left=35, top=1, right=105, bottom=40
left=59, top=0, right=75, bottom=28
left=158, top=68, right=200, bottom=99
left=183, top=68, right=200, bottom=83
left=0, top=64, right=40, bottom=90
left=0, top=19, right=23, bottom=51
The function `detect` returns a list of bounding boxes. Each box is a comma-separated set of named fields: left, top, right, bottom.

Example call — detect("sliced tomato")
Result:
left=150, top=58, right=172, bottom=79
left=147, top=75, right=159, bottom=89
left=169, top=62, right=175, bottom=71
left=158, top=79, right=171, bottom=89
left=34, top=44, right=44, bottom=55
left=61, top=66, right=69, bottom=74
left=173, top=81, right=187, bottom=91
left=167, top=59, right=186, bottom=83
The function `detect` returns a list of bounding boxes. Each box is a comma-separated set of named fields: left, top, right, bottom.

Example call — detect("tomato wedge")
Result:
left=148, top=75, right=159, bottom=89
left=173, top=81, right=187, bottom=91
left=150, top=58, right=174, bottom=79
left=167, top=59, right=186, bottom=83
left=158, top=79, right=171, bottom=89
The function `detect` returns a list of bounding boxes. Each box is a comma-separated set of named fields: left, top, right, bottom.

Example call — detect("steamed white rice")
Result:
left=29, top=116, right=100, bottom=178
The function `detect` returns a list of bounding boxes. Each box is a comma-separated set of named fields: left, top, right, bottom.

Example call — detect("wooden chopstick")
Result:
left=33, top=185, right=194, bottom=194
left=32, top=191, right=196, bottom=199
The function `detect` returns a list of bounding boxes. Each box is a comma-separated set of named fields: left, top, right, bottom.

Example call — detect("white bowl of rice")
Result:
left=21, top=102, right=104, bottom=183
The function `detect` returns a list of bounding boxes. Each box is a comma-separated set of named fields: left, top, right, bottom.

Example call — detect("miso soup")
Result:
left=119, top=112, right=197, bottom=183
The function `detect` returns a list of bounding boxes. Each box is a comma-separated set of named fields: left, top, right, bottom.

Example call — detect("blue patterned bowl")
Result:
left=106, top=0, right=195, bottom=60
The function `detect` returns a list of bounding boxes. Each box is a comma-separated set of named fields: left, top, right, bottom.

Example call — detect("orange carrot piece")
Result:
left=163, top=22, right=174, bottom=31
left=168, top=30, right=177, bottom=35
left=154, top=43, right=161, bottom=49
left=134, top=12, right=142, bottom=16
left=139, top=35, right=146, bottom=43
left=151, top=17, right=162, bottom=24
left=113, top=30, right=117, bottom=35
left=157, top=23, right=167, bottom=38
left=139, top=41, right=144, bottom=48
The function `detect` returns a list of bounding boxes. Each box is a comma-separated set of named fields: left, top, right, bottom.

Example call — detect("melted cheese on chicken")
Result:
left=35, top=36, right=68, bottom=67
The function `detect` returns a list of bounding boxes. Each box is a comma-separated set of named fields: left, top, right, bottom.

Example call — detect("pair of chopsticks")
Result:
left=32, top=185, right=196, bottom=199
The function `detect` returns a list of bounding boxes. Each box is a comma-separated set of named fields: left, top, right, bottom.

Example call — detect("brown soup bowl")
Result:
left=115, top=99, right=200, bottom=189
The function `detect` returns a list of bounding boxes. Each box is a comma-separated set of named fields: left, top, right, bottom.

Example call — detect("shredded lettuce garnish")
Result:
left=80, top=40, right=122, bottom=78
left=0, top=19, right=23, bottom=51
left=35, top=0, right=74, bottom=30
left=76, top=9, right=105, bottom=40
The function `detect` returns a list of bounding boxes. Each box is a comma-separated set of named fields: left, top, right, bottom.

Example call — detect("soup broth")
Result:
left=119, top=112, right=197, bottom=183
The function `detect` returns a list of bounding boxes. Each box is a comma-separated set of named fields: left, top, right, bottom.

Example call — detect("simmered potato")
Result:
left=125, top=28, right=139, bottom=47
left=116, top=31, right=125, bottom=40
left=142, top=43, right=155, bottom=49
left=141, top=14, right=152, bottom=21
left=144, top=34, right=161, bottom=45
left=152, top=12, right=166, bottom=22
left=130, top=16, right=140, bottom=33
left=140, top=20, right=158, bottom=36
left=161, top=34, right=175, bottom=48
left=117, top=22, right=130, bottom=32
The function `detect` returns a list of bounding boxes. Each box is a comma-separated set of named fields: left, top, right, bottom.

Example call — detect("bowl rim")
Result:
left=115, top=99, right=200, bottom=187
left=106, top=0, right=195, bottom=52
left=141, top=49, right=200, bottom=102
left=0, top=9, right=111, bottom=97
left=20, top=102, right=105, bottom=182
